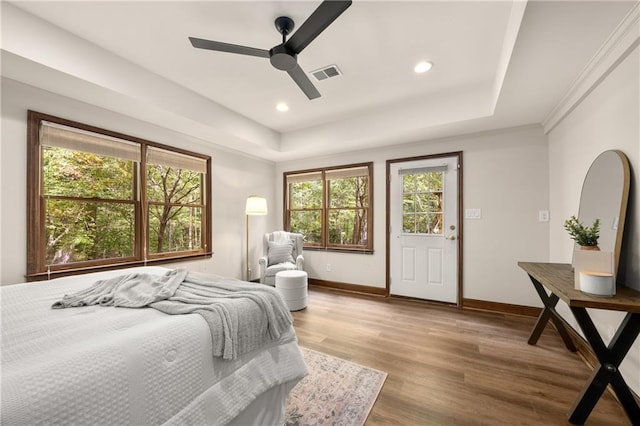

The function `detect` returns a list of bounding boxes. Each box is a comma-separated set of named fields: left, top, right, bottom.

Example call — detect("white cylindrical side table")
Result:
left=275, top=270, right=308, bottom=311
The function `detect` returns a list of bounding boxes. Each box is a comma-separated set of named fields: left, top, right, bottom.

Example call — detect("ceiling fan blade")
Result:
left=285, top=0, right=352, bottom=54
left=287, top=64, right=321, bottom=100
left=189, top=37, right=270, bottom=58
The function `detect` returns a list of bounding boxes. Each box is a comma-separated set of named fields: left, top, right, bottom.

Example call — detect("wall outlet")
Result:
left=325, top=264, right=332, bottom=272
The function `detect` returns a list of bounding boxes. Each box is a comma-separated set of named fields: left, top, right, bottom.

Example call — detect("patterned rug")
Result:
left=284, top=347, right=387, bottom=426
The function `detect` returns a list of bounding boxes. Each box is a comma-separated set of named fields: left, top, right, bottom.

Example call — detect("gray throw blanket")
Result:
left=52, top=269, right=293, bottom=360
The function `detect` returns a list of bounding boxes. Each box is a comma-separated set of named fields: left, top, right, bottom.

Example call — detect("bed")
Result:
left=1, top=266, right=308, bottom=425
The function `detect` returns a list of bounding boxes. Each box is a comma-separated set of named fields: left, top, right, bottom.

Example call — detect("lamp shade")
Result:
left=245, top=196, right=268, bottom=215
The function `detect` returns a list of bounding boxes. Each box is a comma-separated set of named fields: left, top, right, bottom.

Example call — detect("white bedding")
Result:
left=1, top=266, right=307, bottom=425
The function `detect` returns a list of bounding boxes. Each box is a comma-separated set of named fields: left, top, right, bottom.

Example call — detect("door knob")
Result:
left=447, top=234, right=457, bottom=240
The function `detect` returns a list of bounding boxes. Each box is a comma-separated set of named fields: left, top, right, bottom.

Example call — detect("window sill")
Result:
left=26, top=252, right=213, bottom=282
left=303, top=246, right=373, bottom=255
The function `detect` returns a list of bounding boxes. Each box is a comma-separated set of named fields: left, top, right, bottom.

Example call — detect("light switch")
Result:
left=465, top=208, right=481, bottom=219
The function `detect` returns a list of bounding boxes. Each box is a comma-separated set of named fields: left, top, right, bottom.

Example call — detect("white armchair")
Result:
left=259, top=231, right=304, bottom=286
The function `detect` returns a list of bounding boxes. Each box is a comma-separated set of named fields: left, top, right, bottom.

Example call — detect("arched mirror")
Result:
left=577, top=150, right=630, bottom=278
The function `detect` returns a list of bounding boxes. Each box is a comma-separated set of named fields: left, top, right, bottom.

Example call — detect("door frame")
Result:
left=385, top=151, right=464, bottom=306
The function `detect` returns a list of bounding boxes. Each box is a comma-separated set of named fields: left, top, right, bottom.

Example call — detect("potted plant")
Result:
left=564, top=215, right=600, bottom=250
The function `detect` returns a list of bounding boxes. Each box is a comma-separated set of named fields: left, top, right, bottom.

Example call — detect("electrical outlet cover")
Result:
left=539, top=210, right=549, bottom=222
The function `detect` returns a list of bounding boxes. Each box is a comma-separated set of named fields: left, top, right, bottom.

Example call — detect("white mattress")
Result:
left=1, top=266, right=307, bottom=425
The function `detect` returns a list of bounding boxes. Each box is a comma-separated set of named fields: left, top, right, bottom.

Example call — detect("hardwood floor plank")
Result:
left=292, top=287, right=631, bottom=425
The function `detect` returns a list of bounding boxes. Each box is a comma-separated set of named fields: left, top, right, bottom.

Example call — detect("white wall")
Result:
left=0, top=76, right=550, bottom=308
left=276, top=125, right=550, bottom=307
left=0, top=77, right=277, bottom=285
left=548, top=47, right=639, bottom=394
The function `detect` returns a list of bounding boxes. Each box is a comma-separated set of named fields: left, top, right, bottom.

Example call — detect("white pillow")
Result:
left=268, top=240, right=295, bottom=266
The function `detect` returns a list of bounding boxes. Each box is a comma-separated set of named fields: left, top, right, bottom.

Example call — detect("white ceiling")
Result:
left=1, top=1, right=636, bottom=161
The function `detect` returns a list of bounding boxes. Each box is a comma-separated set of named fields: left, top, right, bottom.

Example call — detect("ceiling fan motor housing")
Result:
left=270, top=45, right=297, bottom=71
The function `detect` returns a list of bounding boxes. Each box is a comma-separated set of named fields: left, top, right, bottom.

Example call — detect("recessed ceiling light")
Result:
left=276, top=102, right=289, bottom=112
left=414, top=61, right=433, bottom=74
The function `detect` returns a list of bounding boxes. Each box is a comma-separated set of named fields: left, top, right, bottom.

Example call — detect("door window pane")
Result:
left=402, top=171, right=443, bottom=235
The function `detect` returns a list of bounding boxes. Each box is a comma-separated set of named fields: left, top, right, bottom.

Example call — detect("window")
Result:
left=27, top=111, right=211, bottom=279
left=146, top=147, right=207, bottom=255
left=401, top=168, right=443, bottom=235
left=285, top=163, right=373, bottom=252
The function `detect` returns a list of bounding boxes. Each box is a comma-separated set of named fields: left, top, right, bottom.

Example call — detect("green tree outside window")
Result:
left=28, top=111, right=211, bottom=278
left=285, top=164, right=373, bottom=252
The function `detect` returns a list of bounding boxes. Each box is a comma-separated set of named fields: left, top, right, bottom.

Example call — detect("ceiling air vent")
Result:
left=310, top=64, right=342, bottom=82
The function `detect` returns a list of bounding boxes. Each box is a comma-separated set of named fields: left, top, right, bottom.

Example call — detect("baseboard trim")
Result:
left=557, top=316, right=598, bottom=368
left=462, top=298, right=542, bottom=317
left=308, top=278, right=387, bottom=296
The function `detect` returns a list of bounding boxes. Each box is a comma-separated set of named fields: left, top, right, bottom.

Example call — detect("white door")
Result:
left=389, top=156, right=459, bottom=303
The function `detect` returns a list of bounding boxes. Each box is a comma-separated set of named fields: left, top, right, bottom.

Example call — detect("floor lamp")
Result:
left=245, top=195, right=268, bottom=281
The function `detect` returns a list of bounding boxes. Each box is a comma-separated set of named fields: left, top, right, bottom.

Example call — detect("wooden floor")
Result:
left=291, top=287, right=630, bottom=425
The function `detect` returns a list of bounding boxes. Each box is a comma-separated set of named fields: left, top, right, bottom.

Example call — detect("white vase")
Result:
left=579, top=271, right=614, bottom=297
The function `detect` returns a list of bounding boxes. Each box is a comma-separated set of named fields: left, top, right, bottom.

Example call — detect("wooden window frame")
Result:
left=27, top=110, right=212, bottom=281
left=284, top=162, right=373, bottom=253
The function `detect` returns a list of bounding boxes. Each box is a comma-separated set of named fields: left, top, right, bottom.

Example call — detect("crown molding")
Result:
left=542, top=2, right=639, bottom=134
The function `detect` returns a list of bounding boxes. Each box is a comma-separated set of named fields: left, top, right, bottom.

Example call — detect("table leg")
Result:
left=527, top=275, right=577, bottom=352
left=568, top=309, right=640, bottom=426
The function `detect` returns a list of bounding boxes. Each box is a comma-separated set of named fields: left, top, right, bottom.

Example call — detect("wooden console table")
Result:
left=518, top=262, right=640, bottom=426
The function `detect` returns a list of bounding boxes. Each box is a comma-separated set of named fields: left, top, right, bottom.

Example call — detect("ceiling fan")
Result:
left=189, top=0, right=352, bottom=100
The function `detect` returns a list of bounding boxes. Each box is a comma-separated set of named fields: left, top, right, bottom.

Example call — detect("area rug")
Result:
left=284, top=347, right=387, bottom=426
